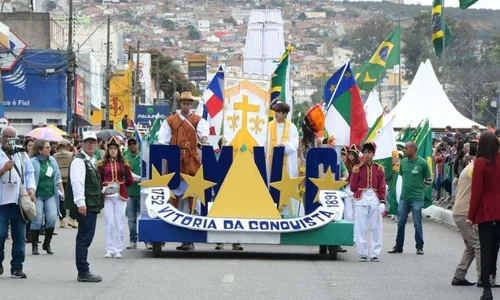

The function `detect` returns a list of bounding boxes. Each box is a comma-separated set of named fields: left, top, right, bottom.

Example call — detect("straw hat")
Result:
left=180, top=91, right=201, bottom=101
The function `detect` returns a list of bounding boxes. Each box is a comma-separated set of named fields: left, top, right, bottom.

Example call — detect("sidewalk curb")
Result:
left=423, top=205, right=456, bottom=227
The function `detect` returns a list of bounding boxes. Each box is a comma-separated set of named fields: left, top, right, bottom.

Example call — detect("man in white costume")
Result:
left=267, top=103, right=300, bottom=217
left=158, top=91, right=209, bottom=251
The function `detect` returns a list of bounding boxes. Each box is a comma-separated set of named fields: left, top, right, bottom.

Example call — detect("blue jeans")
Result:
left=31, top=196, right=58, bottom=230
left=75, top=211, right=97, bottom=276
left=126, top=196, right=140, bottom=243
left=396, top=199, right=424, bottom=249
left=0, top=204, right=26, bottom=272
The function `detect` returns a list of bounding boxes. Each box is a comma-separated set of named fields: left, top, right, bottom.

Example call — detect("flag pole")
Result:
left=442, top=0, right=446, bottom=90
left=398, top=0, right=402, bottom=102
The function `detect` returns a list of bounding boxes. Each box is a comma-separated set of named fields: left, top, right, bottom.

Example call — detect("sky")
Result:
left=405, top=0, right=500, bottom=9
left=349, top=0, right=500, bottom=10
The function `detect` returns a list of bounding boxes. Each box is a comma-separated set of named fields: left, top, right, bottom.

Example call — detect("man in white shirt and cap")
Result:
left=65, top=131, right=103, bottom=283
left=0, top=126, right=36, bottom=279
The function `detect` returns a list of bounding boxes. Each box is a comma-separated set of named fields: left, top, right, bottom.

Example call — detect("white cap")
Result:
left=82, top=131, right=97, bottom=141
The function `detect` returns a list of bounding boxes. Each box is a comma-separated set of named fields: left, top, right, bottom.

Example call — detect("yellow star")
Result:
left=139, top=166, right=176, bottom=198
left=345, top=71, right=352, bottom=78
left=180, top=166, right=217, bottom=206
left=270, top=167, right=305, bottom=212
left=286, top=43, right=295, bottom=52
left=309, top=167, right=348, bottom=203
left=329, top=84, right=336, bottom=93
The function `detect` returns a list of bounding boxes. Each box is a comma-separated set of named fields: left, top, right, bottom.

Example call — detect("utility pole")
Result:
left=135, top=40, right=141, bottom=105
left=66, top=0, right=75, bottom=134
left=104, top=16, right=111, bottom=129
left=442, top=0, right=446, bottom=91
left=155, top=56, right=160, bottom=105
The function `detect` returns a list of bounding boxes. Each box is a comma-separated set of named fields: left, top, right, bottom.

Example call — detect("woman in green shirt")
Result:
left=30, top=140, right=64, bottom=256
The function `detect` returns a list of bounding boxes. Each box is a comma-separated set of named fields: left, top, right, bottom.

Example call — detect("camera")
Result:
left=3, top=138, right=26, bottom=157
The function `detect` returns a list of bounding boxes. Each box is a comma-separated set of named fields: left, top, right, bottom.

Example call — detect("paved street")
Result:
left=0, top=216, right=496, bottom=300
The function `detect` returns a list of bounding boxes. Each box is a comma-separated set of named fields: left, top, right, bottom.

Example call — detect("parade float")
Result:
left=138, top=143, right=354, bottom=260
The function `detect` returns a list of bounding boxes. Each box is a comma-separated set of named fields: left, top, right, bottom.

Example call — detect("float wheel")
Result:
left=152, top=242, right=162, bottom=258
left=328, top=245, right=339, bottom=260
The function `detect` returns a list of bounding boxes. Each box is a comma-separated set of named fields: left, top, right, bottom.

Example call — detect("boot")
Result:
left=480, top=288, right=493, bottom=300
left=42, top=228, right=54, bottom=254
left=25, top=227, right=31, bottom=244
left=31, top=230, right=40, bottom=255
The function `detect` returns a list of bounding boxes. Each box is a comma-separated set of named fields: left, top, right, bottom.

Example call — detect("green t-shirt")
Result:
left=37, top=160, right=55, bottom=198
left=340, top=160, right=347, bottom=175
left=124, top=151, right=141, bottom=197
left=94, top=148, right=102, bottom=160
left=400, top=156, right=431, bottom=201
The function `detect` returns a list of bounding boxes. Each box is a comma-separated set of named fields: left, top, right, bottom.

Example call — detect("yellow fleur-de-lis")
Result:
left=227, top=113, right=240, bottom=131
left=250, top=115, right=265, bottom=134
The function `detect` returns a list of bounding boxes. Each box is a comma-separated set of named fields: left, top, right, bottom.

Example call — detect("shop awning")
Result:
left=72, top=114, right=93, bottom=127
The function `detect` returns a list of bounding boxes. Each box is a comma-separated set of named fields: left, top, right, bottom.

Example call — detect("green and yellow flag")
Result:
left=269, top=45, right=293, bottom=120
left=363, top=112, right=384, bottom=144
left=415, top=119, right=434, bottom=209
left=459, top=0, right=478, bottom=9
left=432, top=0, right=452, bottom=57
left=355, top=26, right=401, bottom=93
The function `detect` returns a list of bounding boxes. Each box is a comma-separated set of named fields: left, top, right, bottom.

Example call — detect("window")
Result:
left=47, top=119, right=60, bottom=124
left=10, top=118, right=32, bottom=124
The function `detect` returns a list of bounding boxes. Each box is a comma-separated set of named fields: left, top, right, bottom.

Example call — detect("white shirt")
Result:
left=158, top=112, right=210, bottom=145
left=0, top=150, right=36, bottom=206
left=69, top=150, right=96, bottom=208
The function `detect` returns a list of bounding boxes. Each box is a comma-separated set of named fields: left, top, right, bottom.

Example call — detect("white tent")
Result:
left=387, top=59, right=483, bottom=129
left=364, top=90, right=384, bottom=127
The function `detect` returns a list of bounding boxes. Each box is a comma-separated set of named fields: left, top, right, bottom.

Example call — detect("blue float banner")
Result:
left=304, top=147, right=339, bottom=215
left=268, top=146, right=285, bottom=205
left=2, top=49, right=68, bottom=112
left=135, top=105, right=171, bottom=126
left=149, top=145, right=181, bottom=190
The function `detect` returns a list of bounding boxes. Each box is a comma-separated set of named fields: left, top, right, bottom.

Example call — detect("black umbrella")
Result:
left=96, top=129, right=125, bottom=141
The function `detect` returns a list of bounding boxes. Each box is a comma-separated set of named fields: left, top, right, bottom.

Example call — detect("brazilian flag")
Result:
left=432, top=0, right=452, bottom=57
left=355, top=26, right=401, bottom=93
left=459, top=0, right=478, bottom=9
left=269, top=46, right=292, bottom=121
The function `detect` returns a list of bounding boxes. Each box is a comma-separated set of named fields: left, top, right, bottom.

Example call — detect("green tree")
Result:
left=401, top=13, right=497, bottom=121
left=149, top=52, right=200, bottom=108
left=223, top=17, right=238, bottom=26
left=188, top=27, right=201, bottom=40
left=309, top=75, right=330, bottom=104
left=292, top=100, right=312, bottom=125
left=47, top=1, right=57, bottom=10
left=270, top=0, right=285, bottom=7
left=349, top=18, right=394, bottom=66
left=161, top=19, right=175, bottom=30
left=297, top=12, right=307, bottom=21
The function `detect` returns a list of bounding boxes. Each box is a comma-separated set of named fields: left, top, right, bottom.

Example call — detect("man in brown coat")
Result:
left=53, top=140, right=78, bottom=229
left=158, top=91, right=209, bottom=251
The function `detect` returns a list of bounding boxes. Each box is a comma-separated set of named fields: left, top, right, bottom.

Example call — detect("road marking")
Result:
left=223, top=274, right=234, bottom=284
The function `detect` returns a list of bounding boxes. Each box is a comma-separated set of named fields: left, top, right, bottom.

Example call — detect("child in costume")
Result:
left=350, top=142, right=387, bottom=262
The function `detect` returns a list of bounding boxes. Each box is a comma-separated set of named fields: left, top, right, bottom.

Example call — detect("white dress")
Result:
left=266, top=121, right=301, bottom=217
